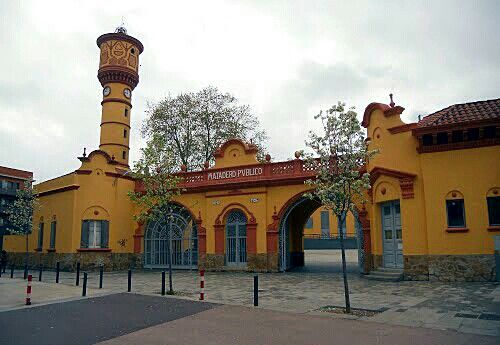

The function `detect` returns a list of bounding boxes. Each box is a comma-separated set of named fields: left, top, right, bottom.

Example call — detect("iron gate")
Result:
left=144, top=204, right=198, bottom=269
left=226, top=210, right=247, bottom=266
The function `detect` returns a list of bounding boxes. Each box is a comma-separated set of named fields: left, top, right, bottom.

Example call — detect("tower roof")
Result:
left=96, top=30, right=144, bottom=54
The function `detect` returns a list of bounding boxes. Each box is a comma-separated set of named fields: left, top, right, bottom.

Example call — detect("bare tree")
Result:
left=143, top=86, right=268, bottom=171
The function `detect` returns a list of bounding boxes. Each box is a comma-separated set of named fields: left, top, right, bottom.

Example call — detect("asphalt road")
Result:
left=0, top=293, right=497, bottom=345
left=0, top=293, right=216, bottom=345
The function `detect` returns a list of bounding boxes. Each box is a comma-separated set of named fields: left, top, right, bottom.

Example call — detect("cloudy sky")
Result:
left=1, top=1, right=498, bottom=182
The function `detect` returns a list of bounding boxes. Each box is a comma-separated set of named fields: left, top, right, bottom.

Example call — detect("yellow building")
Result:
left=4, top=28, right=499, bottom=281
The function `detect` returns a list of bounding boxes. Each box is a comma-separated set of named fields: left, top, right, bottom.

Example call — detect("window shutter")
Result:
left=81, top=220, right=89, bottom=248
left=50, top=221, right=56, bottom=248
left=101, top=221, right=109, bottom=248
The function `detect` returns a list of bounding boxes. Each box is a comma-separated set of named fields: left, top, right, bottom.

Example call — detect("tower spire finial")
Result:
left=389, top=93, right=395, bottom=108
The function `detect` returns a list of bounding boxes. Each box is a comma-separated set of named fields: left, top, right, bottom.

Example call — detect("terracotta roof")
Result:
left=418, top=98, right=500, bottom=130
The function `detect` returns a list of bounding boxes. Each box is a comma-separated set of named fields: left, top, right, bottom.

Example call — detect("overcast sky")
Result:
left=1, top=0, right=498, bottom=182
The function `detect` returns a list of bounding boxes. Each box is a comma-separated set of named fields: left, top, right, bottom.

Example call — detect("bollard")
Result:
left=99, top=265, right=103, bottom=289
left=24, top=265, right=28, bottom=280
left=10, top=265, right=14, bottom=278
left=127, top=269, right=132, bottom=292
left=253, top=275, right=258, bottom=307
left=199, top=270, right=205, bottom=301
left=26, top=274, right=32, bottom=305
left=38, top=264, right=43, bottom=282
left=56, top=262, right=60, bottom=283
left=82, top=272, right=87, bottom=297
left=76, top=262, right=81, bottom=286
left=161, top=271, right=166, bottom=296
left=0, top=265, right=2, bottom=278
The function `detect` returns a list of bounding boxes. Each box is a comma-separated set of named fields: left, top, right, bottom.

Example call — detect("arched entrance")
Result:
left=278, top=195, right=365, bottom=273
left=144, top=203, right=198, bottom=269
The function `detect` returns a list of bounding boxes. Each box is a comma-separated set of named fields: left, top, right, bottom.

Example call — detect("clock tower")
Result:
left=96, top=26, right=144, bottom=167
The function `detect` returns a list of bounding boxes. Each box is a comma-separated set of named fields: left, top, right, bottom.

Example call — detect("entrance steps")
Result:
left=364, top=267, right=404, bottom=282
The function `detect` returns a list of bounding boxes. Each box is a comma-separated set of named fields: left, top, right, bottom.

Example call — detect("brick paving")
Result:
left=3, top=250, right=499, bottom=337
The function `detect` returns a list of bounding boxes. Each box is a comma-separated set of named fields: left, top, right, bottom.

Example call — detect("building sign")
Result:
left=207, top=167, right=263, bottom=181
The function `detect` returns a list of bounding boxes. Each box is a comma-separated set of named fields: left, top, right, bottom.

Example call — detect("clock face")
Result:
left=103, top=86, right=111, bottom=97
left=123, top=88, right=131, bottom=99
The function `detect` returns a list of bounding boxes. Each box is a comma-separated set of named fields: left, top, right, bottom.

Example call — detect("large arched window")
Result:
left=226, top=210, right=247, bottom=266
left=144, top=204, right=198, bottom=269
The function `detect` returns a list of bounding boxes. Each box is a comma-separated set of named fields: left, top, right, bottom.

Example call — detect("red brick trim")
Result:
left=101, top=121, right=131, bottom=128
left=388, top=123, right=418, bottom=134
left=77, top=248, right=112, bottom=252
left=99, top=143, right=130, bottom=150
left=101, top=98, right=132, bottom=108
left=417, top=138, right=500, bottom=153
left=75, top=170, right=92, bottom=175
left=215, top=203, right=257, bottom=225
left=214, top=203, right=257, bottom=256
left=487, top=226, right=500, bottom=232
left=38, top=185, right=79, bottom=197
left=369, top=167, right=417, bottom=199
left=133, top=222, right=144, bottom=253
left=266, top=207, right=280, bottom=254
left=445, top=227, right=469, bottom=233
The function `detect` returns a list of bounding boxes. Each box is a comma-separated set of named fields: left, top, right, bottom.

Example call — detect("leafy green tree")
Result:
left=304, top=102, right=377, bottom=313
left=128, top=134, right=182, bottom=293
left=143, top=86, right=268, bottom=171
left=6, top=181, right=39, bottom=276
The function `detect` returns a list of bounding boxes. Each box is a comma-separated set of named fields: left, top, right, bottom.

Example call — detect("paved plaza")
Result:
left=1, top=250, right=499, bottom=338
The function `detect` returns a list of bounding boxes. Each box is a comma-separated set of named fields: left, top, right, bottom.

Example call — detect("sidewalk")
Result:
left=3, top=266, right=499, bottom=337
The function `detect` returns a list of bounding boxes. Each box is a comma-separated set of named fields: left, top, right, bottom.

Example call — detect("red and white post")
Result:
left=199, top=270, right=205, bottom=301
left=26, top=274, right=32, bottom=305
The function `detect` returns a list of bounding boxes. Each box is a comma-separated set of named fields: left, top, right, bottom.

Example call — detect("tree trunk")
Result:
left=338, top=215, right=351, bottom=313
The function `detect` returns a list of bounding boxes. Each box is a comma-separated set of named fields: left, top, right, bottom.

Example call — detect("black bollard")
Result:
left=127, top=269, right=132, bottom=292
left=38, top=264, right=43, bottom=282
left=76, top=262, right=80, bottom=286
left=99, top=265, right=103, bottom=289
left=10, top=265, right=14, bottom=278
left=0, top=266, right=2, bottom=278
left=82, top=272, right=87, bottom=297
left=161, top=271, right=166, bottom=296
left=56, top=262, right=60, bottom=283
left=253, top=275, right=258, bottom=307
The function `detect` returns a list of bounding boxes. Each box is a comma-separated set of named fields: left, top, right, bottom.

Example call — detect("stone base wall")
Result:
left=247, top=253, right=268, bottom=272
left=5, top=252, right=143, bottom=271
left=404, top=255, right=495, bottom=282
left=267, top=253, right=279, bottom=272
left=204, top=254, right=225, bottom=271
left=372, top=254, right=383, bottom=269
